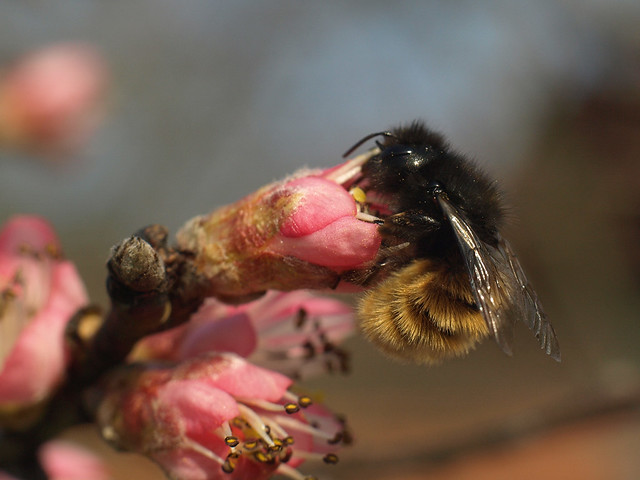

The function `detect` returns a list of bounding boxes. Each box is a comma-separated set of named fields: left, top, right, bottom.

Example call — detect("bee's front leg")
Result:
left=380, top=210, right=440, bottom=241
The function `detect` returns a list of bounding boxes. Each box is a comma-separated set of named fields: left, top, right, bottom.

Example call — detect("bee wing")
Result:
left=498, top=236, right=561, bottom=361
left=437, top=195, right=560, bottom=361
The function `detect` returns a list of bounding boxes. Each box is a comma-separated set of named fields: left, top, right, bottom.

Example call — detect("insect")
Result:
left=344, top=121, right=560, bottom=364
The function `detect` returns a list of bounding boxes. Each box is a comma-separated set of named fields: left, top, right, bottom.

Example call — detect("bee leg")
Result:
left=381, top=211, right=440, bottom=241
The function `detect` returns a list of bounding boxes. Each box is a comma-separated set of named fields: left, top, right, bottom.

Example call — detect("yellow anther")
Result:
left=221, top=460, right=234, bottom=473
left=253, top=451, right=271, bottom=463
left=323, top=453, right=339, bottom=464
left=349, top=186, right=367, bottom=204
left=224, top=436, right=239, bottom=448
left=244, top=440, right=259, bottom=450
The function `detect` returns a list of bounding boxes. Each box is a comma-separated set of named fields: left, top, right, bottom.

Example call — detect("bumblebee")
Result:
left=345, top=121, right=560, bottom=364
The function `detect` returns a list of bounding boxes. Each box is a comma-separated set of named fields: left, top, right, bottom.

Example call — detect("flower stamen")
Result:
left=273, top=416, right=337, bottom=442
left=262, top=418, right=289, bottom=439
left=224, top=436, right=240, bottom=448
left=356, top=211, right=383, bottom=223
left=237, top=403, right=275, bottom=447
left=238, top=397, right=290, bottom=413
left=182, top=438, right=226, bottom=465
left=298, top=395, right=312, bottom=408
left=322, top=150, right=374, bottom=185
left=275, top=463, right=320, bottom=480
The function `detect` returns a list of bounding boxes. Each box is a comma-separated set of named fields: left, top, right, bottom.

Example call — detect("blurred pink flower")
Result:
left=0, top=216, right=88, bottom=418
left=95, top=353, right=347, bottom=480
left=176, top=160, right=381, bottom=303
left=132, top=290, right=354, bottom=379
left=39, top=440, right=111, bottom=480
left=0, top=42, right=107, bottom=157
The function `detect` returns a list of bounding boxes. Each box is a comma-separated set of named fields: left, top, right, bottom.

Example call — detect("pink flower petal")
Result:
left=154, top=448, right=276, bottom=480
left=0, top=217, right=87, bottom=406
left=39, top=440, right=110, bottom=480
left=245, top=290, right=352, bottom=331
left=278, top=177, right=356, bottom=238
left=269, top=215, right=381, bottom=268
left=178, top=313, right=257, bottom=359
left=157, top=379, right=239, bottom=445
left=175, top=354, right=292, bottom=403
left=131, top=304, right=257, bottom=362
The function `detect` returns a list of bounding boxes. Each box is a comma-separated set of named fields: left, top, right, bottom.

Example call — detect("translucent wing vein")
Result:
left=437, top=195, right=560, bottom=361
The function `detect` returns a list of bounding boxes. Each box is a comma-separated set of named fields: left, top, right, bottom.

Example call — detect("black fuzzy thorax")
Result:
left=362, top=121, right=504, bottom=259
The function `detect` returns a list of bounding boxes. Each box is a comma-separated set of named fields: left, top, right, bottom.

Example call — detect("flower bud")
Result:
left=176, top=162, right=381, bottom=303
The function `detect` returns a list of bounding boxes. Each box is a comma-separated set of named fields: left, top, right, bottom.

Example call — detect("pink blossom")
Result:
left=0, top=42, right=107, bottom=156
left=0, top=216, right=88, bottom=414
left=131, top=290, right=355, bottom=379
left=175, top=160, right=381, bottom=303
left=39, top=440, right=111, bottom=480
left=95, top=353, right=347, bottom=480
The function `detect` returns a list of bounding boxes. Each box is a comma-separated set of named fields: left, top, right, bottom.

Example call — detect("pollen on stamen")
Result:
left=298, top=395, right=313, bottom=408
left=253, top=450, right=273, bottom=463
left=224, top=436, right=240, bottom=448
left=280, top=447, right=293, bottom=463
left=349, top=186, right=367, bottom=204
left=323, top=453, right=339, bottom=464
left=221, top=459, right=235, bottom=474
left=284, top=403, right=300, bottom=414
left=237, top=403, right=275, bottom=447
left=243, top=439, right=259, bottom=451
left=269, top=438, right=284, bottom=452
left=231, top=417, right=248, bottom=428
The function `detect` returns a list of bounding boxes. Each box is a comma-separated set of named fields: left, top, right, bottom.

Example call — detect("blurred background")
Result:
left=1, top=1, right=639, bottom=479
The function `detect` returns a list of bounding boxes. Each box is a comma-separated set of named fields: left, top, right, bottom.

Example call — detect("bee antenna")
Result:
left=342, top=131, right=394, bottom=158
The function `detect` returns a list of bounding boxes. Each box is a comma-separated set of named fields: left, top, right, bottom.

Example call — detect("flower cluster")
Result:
left=1, top=151, right=380, bottom=480
left=95, top=288, right=357, bottom=480
left=95, top=353, right=348, bottom=480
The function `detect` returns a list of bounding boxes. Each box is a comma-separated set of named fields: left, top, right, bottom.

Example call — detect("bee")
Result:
left=344, top=121, right=560, bottom=364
